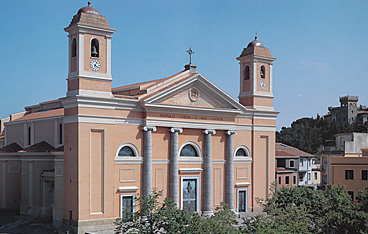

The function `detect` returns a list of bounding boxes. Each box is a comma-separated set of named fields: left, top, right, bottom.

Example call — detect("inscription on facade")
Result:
left=159, top=114, right=224, bottom=121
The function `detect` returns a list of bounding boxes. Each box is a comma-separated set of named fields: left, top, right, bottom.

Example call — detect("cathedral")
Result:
left=0, top=3, right=277, bottom=233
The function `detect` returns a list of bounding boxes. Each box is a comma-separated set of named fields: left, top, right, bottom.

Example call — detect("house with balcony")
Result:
left=275, top=143, right=314, bottom=188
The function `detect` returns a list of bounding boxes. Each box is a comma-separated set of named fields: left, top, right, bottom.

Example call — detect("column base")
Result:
left=202, top=210, right=214, bottom=216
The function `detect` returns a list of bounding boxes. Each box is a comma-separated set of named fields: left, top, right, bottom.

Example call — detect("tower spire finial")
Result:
left=255, top=31, right=258, bottom=40
left=88, top=1, right=91, bottom=7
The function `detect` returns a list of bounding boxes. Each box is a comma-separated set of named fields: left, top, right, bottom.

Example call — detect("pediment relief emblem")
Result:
left=160, top=86, right=228, bottom=109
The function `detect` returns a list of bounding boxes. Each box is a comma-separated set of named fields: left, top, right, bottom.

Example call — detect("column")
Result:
left=1, top=161, right=6, bottom=208
left=169, top=128, right=183, bottom=207
left=142, top=126, right=156, bottom=197
left=226, top=130, right=237, bottom=212
left=203, top=129, right=216, bottom=216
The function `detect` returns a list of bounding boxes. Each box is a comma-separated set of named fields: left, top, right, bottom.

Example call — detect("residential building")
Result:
left=275, top=143, right=313, bottom=187
left=321, top=133, right=368, bottom=202
left=312, top=158, right=321, bottom=188
left=0, top=3, right=278, bottom=233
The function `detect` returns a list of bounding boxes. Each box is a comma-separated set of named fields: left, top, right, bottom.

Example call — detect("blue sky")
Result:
left=1, top=0, right=368, bottom=130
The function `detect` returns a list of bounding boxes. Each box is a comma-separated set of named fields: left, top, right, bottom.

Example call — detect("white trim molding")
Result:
left=118, top=186, right=139, bottom=192
left=179, top=168, right=203, bottom=174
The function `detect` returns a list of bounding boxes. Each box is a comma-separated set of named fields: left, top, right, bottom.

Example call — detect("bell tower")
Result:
left=64, top=2, right=116, bottom=98
left=237, top=37, right=276, bottom=111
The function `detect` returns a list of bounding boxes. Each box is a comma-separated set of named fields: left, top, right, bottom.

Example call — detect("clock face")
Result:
left=90, top=60, right=100, bottom=71
left=260, top=81, right=267, bottom=90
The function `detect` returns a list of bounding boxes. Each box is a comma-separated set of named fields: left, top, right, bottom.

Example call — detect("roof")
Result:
left=77, top=2, right=102, bottom=16
left=24, top=141, right=59, bottom=152
left=0, top=142, right=23, bottom=152
left=112, top=70, right=186, bottom=97
left=11, top=108, right=63, bottom=123
left=247, top=36, right=265, bottom=48
left=276, top=143, right=313, bottom=157
left=275, top=150, right=298, bottom=158
left=275, top=167, right=295, bottom=173
left=362, top=146, right=368, bottom=150
left=0, top=141, right=63, bottom=153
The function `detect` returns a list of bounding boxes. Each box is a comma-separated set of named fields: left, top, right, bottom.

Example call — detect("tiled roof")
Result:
left=275, top=150, right=298, bottom=157
left=112, top=70, right=187, bottom=97
left=0, top=142, right=23, bottom=152
left=361, top=146, right=368, bottom=150
left=276, top=143, right=313, bottom=157
left=275, top=167, right=294, bottom=172
left=11, top=108, right=64, bottom=123
left=24, top=141, right=57, bottom=152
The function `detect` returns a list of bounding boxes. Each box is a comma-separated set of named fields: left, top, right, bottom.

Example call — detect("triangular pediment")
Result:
left=144, top=73, right=246, bottom=112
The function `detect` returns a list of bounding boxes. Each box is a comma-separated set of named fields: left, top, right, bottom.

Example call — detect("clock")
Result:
left=90, top=60, right=100, bottom=71
left=260, top=81, right=267, bottom=90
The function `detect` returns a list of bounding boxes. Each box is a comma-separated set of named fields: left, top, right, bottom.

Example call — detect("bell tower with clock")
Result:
left=237, top=37, right=276, bottom=111
left=64, top=2, right=116, bottom=98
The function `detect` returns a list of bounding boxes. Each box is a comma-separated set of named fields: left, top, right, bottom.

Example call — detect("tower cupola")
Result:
left=237, top=36, right=276, bottom=111
left=64, top=2, right=116, bottom=98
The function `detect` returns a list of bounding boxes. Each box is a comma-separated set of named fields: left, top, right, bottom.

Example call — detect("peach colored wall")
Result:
left=68, top=79, right=112, bottom=92
left=330, top=157, right=368, bottom=202
left=63, top=122, right=79, bottom=219
left=84, top=34, right=107, bottom=74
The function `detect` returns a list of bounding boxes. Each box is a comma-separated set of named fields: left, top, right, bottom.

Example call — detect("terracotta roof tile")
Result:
left=276, top=143, right=313, bottom=157
left=275, top=150, right=297, bottom=157
left=24, top=141, right=56, bottom=152
left=11, top=108, right=64, bottom=123
left=0, top=142, right=23, bottom=152
left=275, top=167, right=294, bottom=172
left=112, top=70, right=186, bottom=96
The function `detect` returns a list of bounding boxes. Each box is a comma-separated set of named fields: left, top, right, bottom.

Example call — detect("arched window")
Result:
left=236, top=148, right=247, bottom=156
left=118, top=146, right=135, bottom=157
left=180, top=144, right=198, bottom=157
left=71, top=38, right=77, bottom=58
left=260, top=65, right=266, bottom=78
left=235, top=146, right=251, bottom=157
left=243, top=66, right=250, bottom=80
left=91, top=38, right=99, bottom=57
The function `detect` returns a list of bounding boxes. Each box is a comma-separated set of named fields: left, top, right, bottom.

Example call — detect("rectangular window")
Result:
left=347, top=191, right=354, bottom=201
left=299, top=174, right=304, bottom=181
left=300, top=159, right=303, bottom=166
left=345, top=170, right=354, bottom=180
left=121, top=195, right=134, bottom=221
left=308, top=173, right=311, bottom=181
left=278, top=176, right=282, bottom=185
left=362, top=170, right=368, bottom=180
left=289, top=160, right=294, bottom=168
left=314, top=172, right=318, bottom=180
left=285, top=176, right=290, bottom=185
left=293, top=176, right=296, bottom=184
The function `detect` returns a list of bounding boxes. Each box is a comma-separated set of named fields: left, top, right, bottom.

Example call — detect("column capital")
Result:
left=227, top=130, right=238, bottom=136
left=142, top=126, right=157, bottom=132
left=203, top=129, right=216, bottom=135
left=170, top=127, right=183, bottom=133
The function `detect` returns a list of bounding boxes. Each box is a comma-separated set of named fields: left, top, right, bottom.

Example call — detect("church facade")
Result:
left=0, top=3, right=277, bottom=233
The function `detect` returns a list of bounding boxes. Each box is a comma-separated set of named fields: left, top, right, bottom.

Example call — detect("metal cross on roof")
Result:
left=187, top=47, right=194, bottom=64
